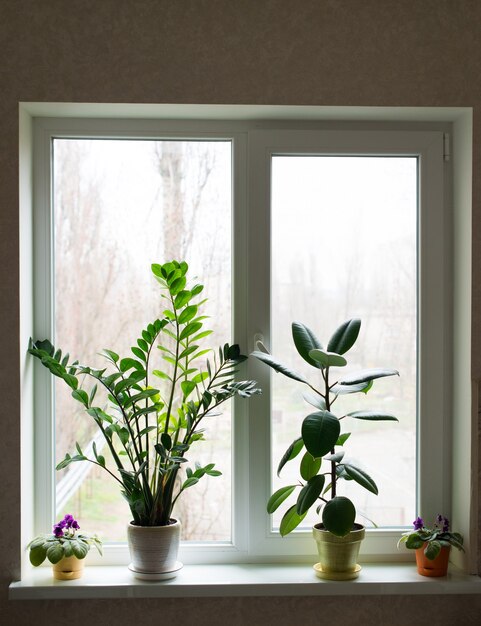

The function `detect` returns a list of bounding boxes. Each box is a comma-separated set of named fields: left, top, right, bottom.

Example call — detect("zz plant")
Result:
left=252, top=319, right=399, bottom=537
left=29, top=261, right=260, bottom=527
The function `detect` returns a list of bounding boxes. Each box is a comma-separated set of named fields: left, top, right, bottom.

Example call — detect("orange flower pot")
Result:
left=415, top=544, right=451, bottom=577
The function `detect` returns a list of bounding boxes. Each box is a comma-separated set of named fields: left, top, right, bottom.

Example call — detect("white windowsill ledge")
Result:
left=9, top=563, right=481, bottom=600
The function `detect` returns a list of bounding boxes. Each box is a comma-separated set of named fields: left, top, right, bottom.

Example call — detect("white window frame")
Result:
left=28, top=114, right=452, bottom=566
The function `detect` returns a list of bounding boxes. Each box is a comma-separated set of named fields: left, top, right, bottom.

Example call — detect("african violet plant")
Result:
left=398, top=515, right=464, bottom=559
left=28, top=514, right=102, bottom=566
left=252, top=318, right=399, bottom=537
left=29, top=261, right=260, bottom=528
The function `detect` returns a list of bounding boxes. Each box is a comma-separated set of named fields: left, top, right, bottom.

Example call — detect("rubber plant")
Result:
left=29, top=260, right=261, bottom=527
left=252, top=319, right=399, bottom=537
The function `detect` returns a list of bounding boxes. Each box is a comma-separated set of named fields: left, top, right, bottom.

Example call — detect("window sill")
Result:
left=9, top=563, right=481, bottom=600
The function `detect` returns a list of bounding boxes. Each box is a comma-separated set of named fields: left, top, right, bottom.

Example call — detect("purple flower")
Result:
left=442, top=517, right=450, bottom=533
left=53, top=524, right=64, bottom=537
left=413, top=516, right=424, bottom=530
left=436, top=514, right=443, bottom=524
left=72, top=520, right=80, bottom=530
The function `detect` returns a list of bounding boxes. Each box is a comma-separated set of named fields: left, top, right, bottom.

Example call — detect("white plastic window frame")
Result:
left=30, top=117, right=450, bottom=565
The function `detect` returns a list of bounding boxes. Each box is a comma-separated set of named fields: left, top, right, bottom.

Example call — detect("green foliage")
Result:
left=27, top=532, right=102, bottom=566
left=398, top=517, right=464, bottom=558
left=253, top=318, right=399, bottom=537
left=29, top=261, right=261, bottom=527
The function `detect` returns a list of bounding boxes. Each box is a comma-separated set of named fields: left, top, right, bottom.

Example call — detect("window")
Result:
left=30, top=116, right=450, bottom=564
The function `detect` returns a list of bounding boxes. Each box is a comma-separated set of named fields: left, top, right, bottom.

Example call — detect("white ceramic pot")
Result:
left=127, top=518, right=182, bottom=580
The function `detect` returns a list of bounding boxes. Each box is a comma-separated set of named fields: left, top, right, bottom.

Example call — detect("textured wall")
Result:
left=1, top=1, right=481, bottom=624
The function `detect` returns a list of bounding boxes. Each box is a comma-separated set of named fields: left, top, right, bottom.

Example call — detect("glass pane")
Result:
left=271, top=155, right=417, bottom=529
left=53, top=139, right=232, bottom=541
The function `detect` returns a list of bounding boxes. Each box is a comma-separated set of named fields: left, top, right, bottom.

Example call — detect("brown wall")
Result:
left=1, top=1, right=481, bottom=624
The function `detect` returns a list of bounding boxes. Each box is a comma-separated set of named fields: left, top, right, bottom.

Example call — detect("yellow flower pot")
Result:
left=313, top=523, right=365, bottom=580
left=52, top=555, right=85, bottom=580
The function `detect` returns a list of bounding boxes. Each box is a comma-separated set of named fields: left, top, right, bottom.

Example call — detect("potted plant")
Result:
left=252, top=319, right=399, bottom=580
left=398, top=515, right=464, bottom=576
left=29, top=260, right=261, bottom=579
left=27, top=514, right=102, bottom=580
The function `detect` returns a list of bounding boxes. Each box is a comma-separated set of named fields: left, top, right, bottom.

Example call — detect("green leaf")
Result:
left=251, top=351, right=308, bottom=384
left=309, top=349, right=347, bottom=368
left=347, top=410, right=398, bottom=422
left=161, top=432, right=172, bottom=450
left=181, top=380, right=196, bottom=397
left=178, top=305, right=198, bottom=325
left=302, top=391, right=326, bottom=411
left=405, top=532, right=425, bottom=549
left=72, top=388, right=89, bottom=407
left=330, top=381, right=372, bottom=395
left=425, top=540, right=441, bottom=560
left=119, top=358, right=144, bottom=373
left=322, top=496, right=356, bottom=537
left=291, top=322, right=323, bottom=368
left=327, top=319, right=361, bottom=355
left=337, top=368, right=399, bottom=386
left=46, top=543, right=65, bottom=564
left=170, top=276, right=187, bottom=295
left=300, top=452, right=321, bottom=481
left=267, top=485, right=297, bottom=513
left=342, top=464, right=378, bottom=495
left=29, top=544, right=47, bottom=566
left=131, top=346, right=147, bottom=361
left=179, top=322, right=203, bottom=341
left=301, top=411, right=340, bottom=458
left=191, top=284, right=204, bottom=296
left=279, top=504, right=307, bottom=536
left=174, top=290, right=192, bottom=308
left=71, top=539, right=89, bottom=559
left=182, top=476, right=200, bottom=490
left=152, top=369, right=171, bottom=381
left=277, top=437, right=304, bottom=476
left=296, top=475, right=326, bottom=515
left=336, top=432, right=351, bottom=446
left=137, top=338, right=148, bottom=352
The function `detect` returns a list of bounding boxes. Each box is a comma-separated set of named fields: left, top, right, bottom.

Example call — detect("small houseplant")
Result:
left=398, top=515, right=464, bottom=576
left=252, top=318, right=399, bottom=579
left=29, top=261, right=260, bottom=579
left=27, top=514, right=102, bottom=580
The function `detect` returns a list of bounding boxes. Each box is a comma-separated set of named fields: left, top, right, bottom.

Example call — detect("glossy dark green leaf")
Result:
left=131, top=346, right=147, bottom=361
left=300, top=452, right=321, bottom=481
left=137, top=338, right=148, bottom=352
left=327, top=319, right=361, bottom=355
left=301, top=411, right=340, bottom=458
left=102, top=349, right=119, bottom=363
left=291, top=322, right=323, bottom=368
left=342, top=463, right=378, bottom=495
left=309, top=349, right=347, bottom=368
left=347, top=410, right=398, bottom=422
left=251, top=351, right=308, bottom=384
left=296, top=475, right=326, bottom=515
left=267, top=485, right=296, bottom=513
left=322, top=496, right=356, bottom=537
left=161, top=432, right=172, bottom=450
left=279, top=504, right=307, bottom=536
left=277, top=437, right=304, bottom=476
left=337, top=368, right=399, bottom=386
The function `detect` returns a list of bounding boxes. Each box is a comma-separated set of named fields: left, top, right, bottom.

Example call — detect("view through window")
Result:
left=270, top=155, right=417, bottom=529
left=53, top=138, right=232, bottom=541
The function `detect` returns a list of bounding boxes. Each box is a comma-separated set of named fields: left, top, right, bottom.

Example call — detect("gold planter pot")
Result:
left=52, top=555, right=85, bottom=580
left=312, top=523, right=365, bottom=580
left=127, top=518, right=182, bottom=580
